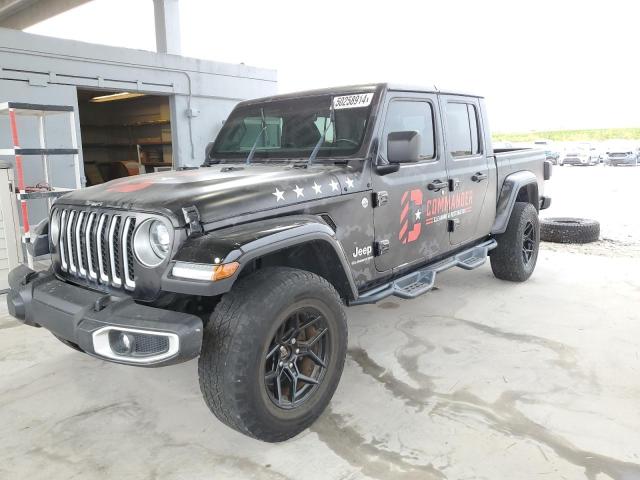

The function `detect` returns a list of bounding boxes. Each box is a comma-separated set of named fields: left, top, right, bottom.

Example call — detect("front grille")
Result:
left=609, top=153, right=627, bottom=157
left=57, top=208, right=136, bottom=290
left=130, top=333, right=170, bottom=355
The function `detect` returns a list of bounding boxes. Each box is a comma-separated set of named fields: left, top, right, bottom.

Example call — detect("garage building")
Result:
left=0, top=15, right=276, bottom=284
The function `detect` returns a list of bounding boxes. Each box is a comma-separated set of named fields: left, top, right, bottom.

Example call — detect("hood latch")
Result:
left=182, top=206, right=204, bottom=237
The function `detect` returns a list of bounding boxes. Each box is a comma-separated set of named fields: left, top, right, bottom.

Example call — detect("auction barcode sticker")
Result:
left=333, top=93, right=374, bottom=110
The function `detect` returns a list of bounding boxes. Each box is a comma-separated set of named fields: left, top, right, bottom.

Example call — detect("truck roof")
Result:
left=239, top=83, right=483, bottom=106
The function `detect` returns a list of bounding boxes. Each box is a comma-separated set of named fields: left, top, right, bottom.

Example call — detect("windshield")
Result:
left=209, top=93, right=375, bottom=161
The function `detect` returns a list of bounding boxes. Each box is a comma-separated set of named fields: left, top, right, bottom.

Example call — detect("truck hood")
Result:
left=59, top=163, right=361, bottom=226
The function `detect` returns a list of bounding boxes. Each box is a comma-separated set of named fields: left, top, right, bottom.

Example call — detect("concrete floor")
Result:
left=1, top=167, right=640, bottom=480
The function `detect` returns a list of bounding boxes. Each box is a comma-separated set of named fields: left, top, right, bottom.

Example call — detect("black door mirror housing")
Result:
left=387, top=131, right=421, bottom=164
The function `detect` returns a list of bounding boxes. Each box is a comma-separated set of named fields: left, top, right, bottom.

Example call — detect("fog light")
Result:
left=92, top=327, right=180, bottom=364
left=121, top=332, right=132, bottom=351
left=109, top=330, right=135, bottom=355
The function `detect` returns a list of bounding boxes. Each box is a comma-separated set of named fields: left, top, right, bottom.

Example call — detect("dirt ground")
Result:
left=1, top=165, right=639, bottom=480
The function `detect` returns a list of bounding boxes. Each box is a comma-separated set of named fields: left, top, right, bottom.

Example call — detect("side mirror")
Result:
left=205, top=141, right=215, bottom=159
left=387, top=131, right=421, bottom=164
left=27, top=218, right=50, bottom=257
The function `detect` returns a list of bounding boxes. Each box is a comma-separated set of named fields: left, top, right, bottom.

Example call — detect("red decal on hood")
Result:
left=107, top=181, right=154, bottom=193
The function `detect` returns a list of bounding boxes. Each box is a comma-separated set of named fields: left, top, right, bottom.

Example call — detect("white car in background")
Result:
left=560, top=142, right=599, bottom=166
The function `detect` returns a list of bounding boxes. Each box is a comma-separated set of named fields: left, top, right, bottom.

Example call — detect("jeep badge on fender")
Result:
left=6, top=83, right=551, bottom=442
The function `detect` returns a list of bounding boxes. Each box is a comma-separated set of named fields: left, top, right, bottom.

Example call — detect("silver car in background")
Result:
left=605, top=143, right=639, bottom=166
left=560, top=143, right=599, bottom=166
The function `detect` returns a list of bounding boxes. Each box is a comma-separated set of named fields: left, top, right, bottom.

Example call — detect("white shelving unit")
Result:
left=0, top=102, right=81, bottom=267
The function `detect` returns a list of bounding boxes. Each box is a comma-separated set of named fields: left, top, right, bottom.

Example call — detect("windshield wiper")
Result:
left=307, top=97, right=335, bottom=166
left=245, top=108, right=267, bottom=165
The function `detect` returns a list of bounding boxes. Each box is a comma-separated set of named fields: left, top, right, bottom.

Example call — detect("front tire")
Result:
left=490, top=202, right=540, bottom=282
left=198, top=267, right=348, bottom=442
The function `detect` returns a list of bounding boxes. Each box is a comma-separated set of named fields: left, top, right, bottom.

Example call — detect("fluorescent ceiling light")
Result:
left=90, top=92, right=146, bottom=103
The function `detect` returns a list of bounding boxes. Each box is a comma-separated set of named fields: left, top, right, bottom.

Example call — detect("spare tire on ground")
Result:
left=540, top=217, right=600, bottom=244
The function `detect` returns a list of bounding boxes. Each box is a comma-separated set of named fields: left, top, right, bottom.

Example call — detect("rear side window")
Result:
left=446, top=103, right=481, bottom=157
left=383, top=100, right=435, bottom=160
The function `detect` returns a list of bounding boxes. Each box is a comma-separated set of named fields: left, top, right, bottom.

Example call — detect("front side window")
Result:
left=446, top=102, right=481, bottom=157
left=383, top=100, right=436, bottom=160
left=210, top=93, right=374, bottom=161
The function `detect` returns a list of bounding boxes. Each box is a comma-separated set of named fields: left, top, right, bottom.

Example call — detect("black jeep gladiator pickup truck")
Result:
left=7, top=83, right=552, bottom=442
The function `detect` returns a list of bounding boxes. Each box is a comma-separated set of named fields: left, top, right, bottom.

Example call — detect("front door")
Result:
left=440, top=96, right=490, bottom=246
left=372, top=93, right=450, bottom=273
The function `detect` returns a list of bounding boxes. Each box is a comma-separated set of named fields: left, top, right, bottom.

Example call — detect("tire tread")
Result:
left=198, top=267, right=346, bottom=442
left=490, top=202, right=539, bottom=282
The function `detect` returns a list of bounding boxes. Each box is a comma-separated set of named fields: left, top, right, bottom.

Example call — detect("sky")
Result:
left=25, top=0, right=640, bottom=133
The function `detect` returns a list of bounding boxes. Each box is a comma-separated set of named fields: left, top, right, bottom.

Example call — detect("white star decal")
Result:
left=345, top=177, right=354, bottom=189
left=312, top=182, right=322, bottom=194
left=272, top=187, right=285, bottom=202
left=293, top=185, right=304, bottom=198
left=415, top=210, right=422, bottom=221
left=329, top=179, right=340, bottom=192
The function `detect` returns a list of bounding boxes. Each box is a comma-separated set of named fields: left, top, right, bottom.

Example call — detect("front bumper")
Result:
left=6, top=265, right=203, bottom=367
left=609, top=157, right=637, bottom=166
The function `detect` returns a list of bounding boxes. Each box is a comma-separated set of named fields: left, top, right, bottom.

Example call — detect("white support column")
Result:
left=153, top=0, right=182, bottom=55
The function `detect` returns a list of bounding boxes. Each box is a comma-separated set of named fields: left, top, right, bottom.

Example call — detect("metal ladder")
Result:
left=0, top=102, right=81, bottom=267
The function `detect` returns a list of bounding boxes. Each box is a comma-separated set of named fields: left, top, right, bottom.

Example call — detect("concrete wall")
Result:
left=0, top=26, right=277, bottom=226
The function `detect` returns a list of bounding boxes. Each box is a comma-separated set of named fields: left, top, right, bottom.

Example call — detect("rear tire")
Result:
left=490, top=202, right=540, bottom=282
left=198, top=267, right=348, bottom=442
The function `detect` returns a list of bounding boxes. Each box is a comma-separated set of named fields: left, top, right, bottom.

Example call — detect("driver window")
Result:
left=383, top=100, right=435, bottom=160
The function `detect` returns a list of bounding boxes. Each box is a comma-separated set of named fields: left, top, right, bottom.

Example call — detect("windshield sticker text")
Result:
left=333, top=93, right=374, bottom=110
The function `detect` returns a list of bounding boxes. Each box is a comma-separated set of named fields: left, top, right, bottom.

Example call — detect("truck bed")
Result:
left=492, top=147, right=547, bottom=205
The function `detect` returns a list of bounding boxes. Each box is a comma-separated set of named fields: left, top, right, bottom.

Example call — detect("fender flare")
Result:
left=492, top=171, right=539, bottom=234
left=162, top=215, right=358, bottom=299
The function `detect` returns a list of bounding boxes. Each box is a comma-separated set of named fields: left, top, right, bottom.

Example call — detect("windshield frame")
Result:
left=206, top=88, right=382, bottom=164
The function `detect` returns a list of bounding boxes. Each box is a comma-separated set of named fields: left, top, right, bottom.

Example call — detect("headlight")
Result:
left=134, top=219, right=171, bottom=267
left=50, top=209, right=60, bottom=245
left=150, top=221, right=170, bottom=257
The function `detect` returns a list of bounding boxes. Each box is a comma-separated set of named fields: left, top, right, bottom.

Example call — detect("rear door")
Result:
left=372, top=92, right=450, bottom=273
left=440, top=96, right=490, bottom=246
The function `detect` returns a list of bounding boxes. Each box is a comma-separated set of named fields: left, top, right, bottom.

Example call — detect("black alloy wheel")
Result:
left=264, top=308, right=330, bottom=409
left=522, top=221, right=536, bottom=265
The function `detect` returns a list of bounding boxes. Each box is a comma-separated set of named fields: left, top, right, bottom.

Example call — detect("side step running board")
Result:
left=350, top=239, right=497, bottom=306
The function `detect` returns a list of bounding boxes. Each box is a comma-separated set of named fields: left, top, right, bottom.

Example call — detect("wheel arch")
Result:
left=168, top=215, right=358, bottom=301
left=492, top=171, right=539, bottom=235
left=240, top=239, right=356, bottom=301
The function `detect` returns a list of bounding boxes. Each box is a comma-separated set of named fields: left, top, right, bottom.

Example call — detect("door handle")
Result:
left=428, top=179, right=448, bottom=191
left=471, top=172, right=488, bottom=182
